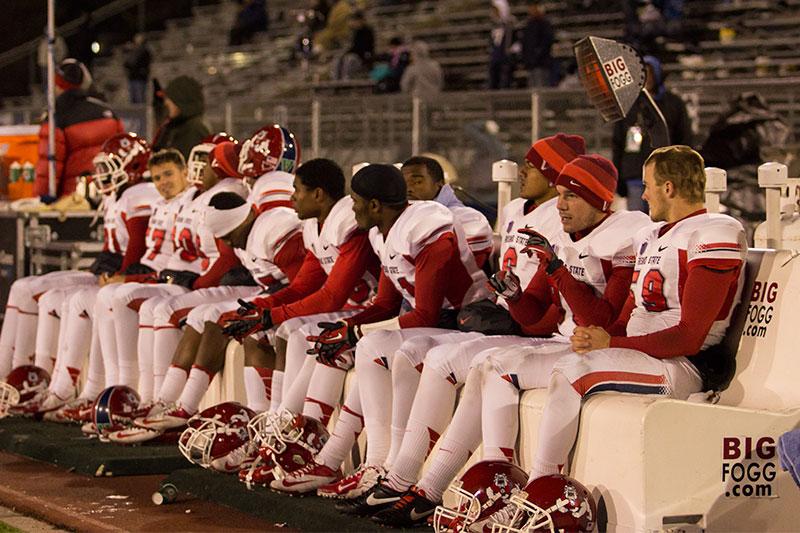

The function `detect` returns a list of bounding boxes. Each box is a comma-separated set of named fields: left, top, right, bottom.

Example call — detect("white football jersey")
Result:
left=498, top=197, right=562, bottom=307
left=248, top=171, right=294, bottom=214
left=102, top=182, right=159, bottom=255
left=627, top=211, right=746, bottom=348
left=236, top=206, right=303, bottom=288
left=369, top=201, right=490, bottom=311
left=450, top=206, right=493, bottom=258
left=166, top=178, right=248, bottom=274
left=141, top=190, right=190, bottom=272
left=550, top=209, right=652, bottom=336
left=302, top=195, right=378, bottom=307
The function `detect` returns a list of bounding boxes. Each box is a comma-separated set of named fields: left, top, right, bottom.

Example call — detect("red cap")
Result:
left=555, top=154, right=618, bottom=212
left=525, top=133, right=586, bottom=184
left=210, top=142, right=242, bottom=179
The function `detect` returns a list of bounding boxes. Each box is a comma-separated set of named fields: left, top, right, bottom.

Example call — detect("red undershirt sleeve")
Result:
left=191, top=238, right=241, bottom=289
left=270, top=232, right=375, bottom=324
left=548, top=264, right=633, bottom=328
left=396, top=236, right=455, bottom=328
left=347, top=272, right=404, bottom=325
left=610, top=262, right=742, bottom=358
left=252, top=251, right=327, bottom=309
left=507, top=269, right=558, bottom=329
left=119, top=215, right=150, bottom=272
left=607, top=293, right=636, bottom=337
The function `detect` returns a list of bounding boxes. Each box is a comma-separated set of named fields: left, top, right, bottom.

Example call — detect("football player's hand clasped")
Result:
left=571, top=325, right=611, bottom=354
left=306, top=321, right=362, bottom=366
left=518, top=227, right=563, bottom=274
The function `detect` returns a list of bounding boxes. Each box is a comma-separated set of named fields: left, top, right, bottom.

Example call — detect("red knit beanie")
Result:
left=555, top=154, right=618, bottom=212
left=525, top=133, right=587, bottom=184
left=210, top=142, right=242, bottom=179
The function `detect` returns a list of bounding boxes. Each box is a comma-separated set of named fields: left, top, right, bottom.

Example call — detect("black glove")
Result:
left=124, top=263, right=156, bottom=275
left=89, top=251, right=123, bottom=276
left=158, top=269, right=199, bottom=288
left=306, top=321, right=362, bottom=366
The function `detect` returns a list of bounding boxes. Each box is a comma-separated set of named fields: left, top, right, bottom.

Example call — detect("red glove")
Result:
left=518, top=227, right=563, bottom=274
left=306, top=321, right=362, bottom=368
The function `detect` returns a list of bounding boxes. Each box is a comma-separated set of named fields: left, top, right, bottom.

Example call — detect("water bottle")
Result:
left=22, top=161, right=34, bottom=183
left=9, top=161, right=21, bottom=183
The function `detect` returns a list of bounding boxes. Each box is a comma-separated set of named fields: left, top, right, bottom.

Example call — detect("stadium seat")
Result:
left=518, top=248, right=800, bottom=531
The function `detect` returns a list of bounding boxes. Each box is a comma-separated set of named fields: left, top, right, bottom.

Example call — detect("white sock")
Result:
left=386, top=355, right=422, bottom=468
left=315, top=383, right=362, bottom=470
left=269, top=370, right=283, bottom=412
left=34, top=291, right=63, bottom=374
left=158, top=365, right=188, bottom=403
left=481, top=369, right=520, bottom=462
left=302, top=363, right=346, bottom=425
left=356, top=345, right=394, bottom=467
left=244, top=366, right=270, bottom=412
left=280, top=353, right=317, bottom=413
left=49, top=302, right=93, bottom=399
left=78, top=327, right=105, bottom=401
left=11, top=307, right=38, bottom=368
left=529, top=372, right=581, bottom=481
left=417, top=367, right=484, bottom=502
left=112, top=299, right=141, bottom=389
left=177, top=365, right=213, bottom=414
left=97, top=312, right=119, bottom=386
left=386, top=366, right=458, bottom=491
left=0, top=294, right=20, bottom=376
left=137, top=322, right=155, bottom=401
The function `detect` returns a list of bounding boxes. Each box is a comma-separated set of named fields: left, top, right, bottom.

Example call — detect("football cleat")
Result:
left=32, top=389, right=72, bottom=415
left=335, top=482, right=402, bottom=516
left=318, top=464, right=384, bottom=500
left=106, top=426, right=164, bottom=444
left=270, top=461, right=340, bottom=494
left=372, top=485, right=439, bottom=528
left=134, top=404, right=192, bottom=431
left=209, top=441, right=258, bottom=474
left=43, top=397, right=94, bottom=423
left=239, top=455, right=277, bottom=489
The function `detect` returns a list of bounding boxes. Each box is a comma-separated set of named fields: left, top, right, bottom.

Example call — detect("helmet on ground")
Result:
left=178, top=401, right=255, bottom=471
left=92, top=133, right=150, bottom=194
left=93, top=385, right=141, bottom=435
left=0, top=365, right=50, bottom=416
left=434, top=460, right=528, bottom=532
left=491, top=474, right=597, bottom=533
left=256, top=409, right=328, bottom=475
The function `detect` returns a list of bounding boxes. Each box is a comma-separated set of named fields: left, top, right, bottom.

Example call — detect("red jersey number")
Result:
left=633, top=269, right=668, bottom=312
left=147, top=228, right=166, bottom=261
left=177, top=228, right=198, bottom=262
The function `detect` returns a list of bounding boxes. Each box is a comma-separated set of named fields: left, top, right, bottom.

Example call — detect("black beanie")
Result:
left=351, top=164, right=407, bottom=205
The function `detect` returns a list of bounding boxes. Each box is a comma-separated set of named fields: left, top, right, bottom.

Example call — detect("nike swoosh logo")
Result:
left=366, top=493, right=401, bottom=506
left=578, top=253, right=589, bottom=259
left=389, top=253, right=397, bottom=260
left=278, top=478, right=312, bottom=488
left=323, top=244, right=330, bottom=250
left=410, top=508, right=435, bottom=521
left=569, top=180, right=582, bottom=188
left=541, top=160, right=549, bottom=171
left=658, top=245, right=668, bottom=252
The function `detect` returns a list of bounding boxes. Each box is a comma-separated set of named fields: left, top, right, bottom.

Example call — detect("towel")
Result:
left=778, top=428, right=800, bottom=487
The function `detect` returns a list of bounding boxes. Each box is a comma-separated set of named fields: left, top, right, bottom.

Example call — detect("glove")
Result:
left=235, top=298, right=259, bottom=316
left=518, top=227, right=563, bottom=274
left=487, top=270, right=522, bottom=301
left=220, top=300, right=273, bottom=341
left=306, top=321, right=362, bottom=366
left=158, top=269, right=200, bottom=288
left=89, top=251, right=123, bottom=276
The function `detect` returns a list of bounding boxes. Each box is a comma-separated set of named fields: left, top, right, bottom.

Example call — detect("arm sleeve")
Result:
left=396, top=236, right=456, bottom=328
left=272, top=232, right=307, bottom=282
left=507, top=269, right=558, bottom=328
left=548, top=264, right=633, bottom=328
left=607, top=293, right=635, bottom=337
left=346, top=272, right=403, bottom=326
left=609, top=262, right=742, bottom=358
left=191, top=238, right=241, bottom=289
left=119, top=215, right=150, bottom=272
left=253, top=251, right=327, bottom=309
left=269, top=232, right=375, bottom=324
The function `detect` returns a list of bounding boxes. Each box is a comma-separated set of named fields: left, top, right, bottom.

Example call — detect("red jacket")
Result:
left=35, top=89, right=124, bottom=197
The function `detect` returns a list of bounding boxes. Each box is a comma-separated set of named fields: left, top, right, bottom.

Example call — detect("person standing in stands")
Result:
left=152, top=75, right=211, bottom=160
left=488, top=0, right=516, bottom=90
left=519, top=1, right=554, bottom=88
left=34, top=58, right=124, bottom=200
left=123, top=33, right=152, bottom=104
left=612, top=55, right=692, bottom=212
left=333, top=10, right=375, bottom=80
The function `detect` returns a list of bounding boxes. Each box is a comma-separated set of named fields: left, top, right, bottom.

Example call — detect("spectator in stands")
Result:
left=519, top=2, right=554, bottom=88
left=123, top=34, right=152, bottom=104
left=374, top=36, right=410, bottom=93
left=309, top=0, right=330, bottom=34
left=488, top=0, right=517, bottom=90
left=333, top=10, right=374, bottom=80
left=229, top=0, right=269, bottom=46
left=612, top=55, right=692, bottom=212
left=152, top=75, right=211, bottom=160
left=315, top=0, right=362, bottom=52
left=400, top=41, right=443, bottom=96
left=34, top=59, right=124, bottom=200
left=36, top=28, right=68, bottom=95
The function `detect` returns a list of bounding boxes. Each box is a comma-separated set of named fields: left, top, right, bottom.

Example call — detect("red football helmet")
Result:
left=93, top=385, right=141, bottom=435
left=492, top=474, right=597, bottom=533
left=238, top=124, right=301, bottom=179
left=256, top=409, right=328, bottom=475
left=187, top=132, right=238, bottom=186
left=434, top=460, right=528, bottom=533
left=178, top=401, right=255, bottom=472
left=92, top=133, right=150, bottom=194
left=1, top=365, right=50, bottom=416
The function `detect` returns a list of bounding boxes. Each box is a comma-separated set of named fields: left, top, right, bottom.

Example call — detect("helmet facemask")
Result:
left=92, top=153, right=129, bottom=195
left=0, top=381, right=20, bottom=419
left=434, top=479, right=484, bottom=532
left=490, top=491, right=557, bottom=533
left=187, top=143, right=216, bottom=186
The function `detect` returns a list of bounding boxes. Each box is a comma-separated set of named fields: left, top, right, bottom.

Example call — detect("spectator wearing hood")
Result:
left=34, top=58, right=124, bottom=199
left=400, top=40, right=443, bottom=96
left=612, top=55, right=692, bottom=211
left=152, top=75, right=211, bottom=160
